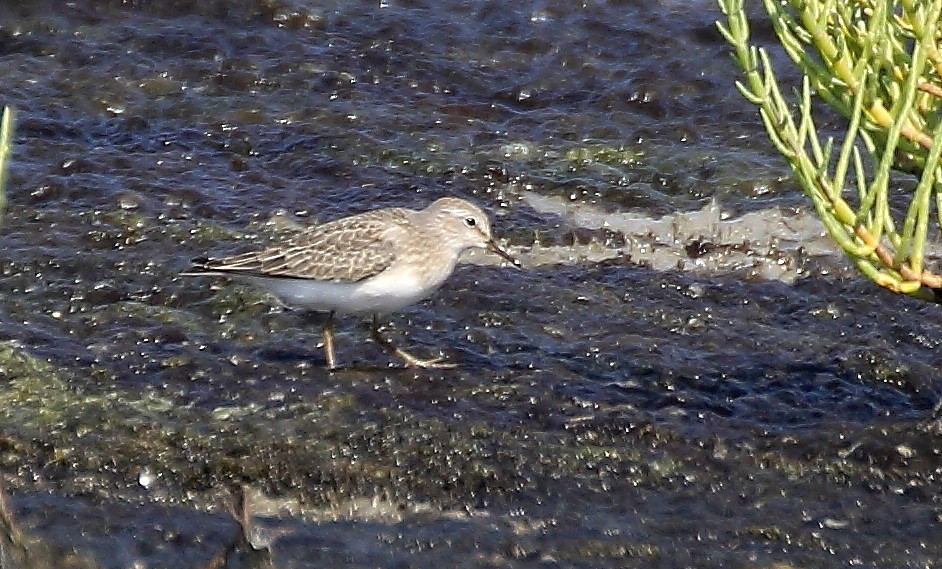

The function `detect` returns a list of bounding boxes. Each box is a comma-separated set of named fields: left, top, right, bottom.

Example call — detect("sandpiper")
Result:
left=184, top=197, right=519, bottom=369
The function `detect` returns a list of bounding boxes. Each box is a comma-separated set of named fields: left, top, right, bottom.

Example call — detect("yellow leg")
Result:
left=370, top=315, right=456, bottom=369
left=322, top=311, right=337, bottom=369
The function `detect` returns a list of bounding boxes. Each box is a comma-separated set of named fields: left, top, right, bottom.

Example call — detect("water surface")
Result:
left=1, top=1, right=941, bottom=568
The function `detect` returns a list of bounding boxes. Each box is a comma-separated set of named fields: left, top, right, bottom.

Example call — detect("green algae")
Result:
left=0, top=340, right=670, bottom=510
left=567, top=539, right=660, bottom=561
left=0, top=341, right=179, bottom=433
left=565, top=144, right=644, bottom=168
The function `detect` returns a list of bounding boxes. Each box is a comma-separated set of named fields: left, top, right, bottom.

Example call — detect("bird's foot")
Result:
left=392, top=347, right=457, bottom=369
left=369, top=319, right=457, bottom=369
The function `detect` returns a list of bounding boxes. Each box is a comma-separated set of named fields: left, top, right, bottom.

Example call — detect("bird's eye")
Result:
left=464, top=217, right=477, bottom=227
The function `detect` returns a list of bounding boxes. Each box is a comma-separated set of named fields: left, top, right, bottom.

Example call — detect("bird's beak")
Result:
left=488, top=239, right=522, bottom=268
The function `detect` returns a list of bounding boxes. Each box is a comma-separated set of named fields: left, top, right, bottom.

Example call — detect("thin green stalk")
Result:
left=0, top=106, right=14, bottom=226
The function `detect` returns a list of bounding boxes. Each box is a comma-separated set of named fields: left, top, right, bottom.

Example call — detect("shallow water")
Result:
left=1, top=1, right=942, bottom=568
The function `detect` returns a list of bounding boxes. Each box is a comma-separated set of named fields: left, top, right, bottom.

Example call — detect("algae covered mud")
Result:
left=1, top=1, right=941, bottom=567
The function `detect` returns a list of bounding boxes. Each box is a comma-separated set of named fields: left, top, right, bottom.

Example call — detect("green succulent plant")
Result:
left=717, top=0, right=942, bottom=301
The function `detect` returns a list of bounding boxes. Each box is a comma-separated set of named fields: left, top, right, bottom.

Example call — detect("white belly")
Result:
left=239, top=264, right=445, bottom=316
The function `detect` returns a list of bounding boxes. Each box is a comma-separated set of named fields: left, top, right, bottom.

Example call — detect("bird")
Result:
left=183, top=197, right=519, bottom=369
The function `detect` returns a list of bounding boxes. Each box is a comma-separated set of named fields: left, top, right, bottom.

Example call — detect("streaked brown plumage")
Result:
left=185, top=197, right=518, bottom=369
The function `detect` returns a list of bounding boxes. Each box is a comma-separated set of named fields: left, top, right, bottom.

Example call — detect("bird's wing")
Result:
left=193, top=209, right=409, bottom=282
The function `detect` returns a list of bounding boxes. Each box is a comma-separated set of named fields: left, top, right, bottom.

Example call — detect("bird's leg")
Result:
left=370, top=315, right=456, bottom=369
left=322, top=311, right=338, bottom=369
